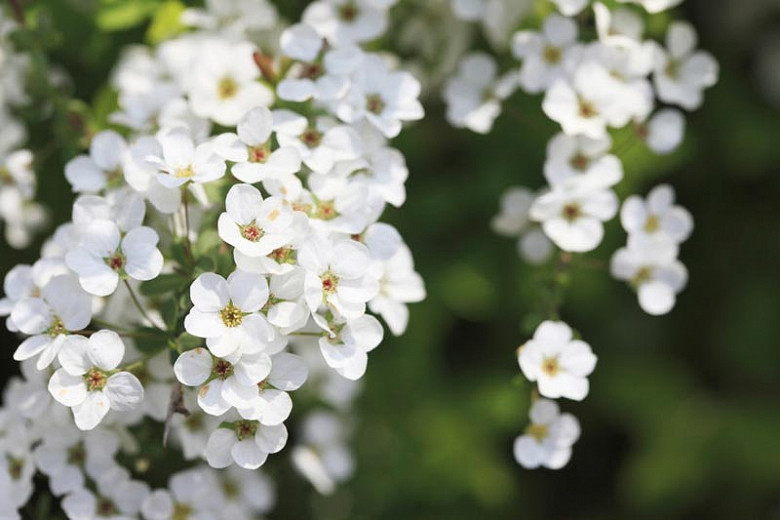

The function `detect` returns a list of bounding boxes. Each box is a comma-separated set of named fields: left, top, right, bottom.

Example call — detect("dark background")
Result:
left=1, top=0, right=778, bottom=518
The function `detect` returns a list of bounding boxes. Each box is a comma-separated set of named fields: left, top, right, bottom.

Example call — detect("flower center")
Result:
left=248, top=145, right=269, bottom=163
left=543, top=45, right=562, bottom=64
left=241, top=221, right=264, bottom=242
left=301, top=127, right=323, bottom=148
left=234, top=420, right=259, bottom=441
left=174, top=165, right=195, bottom=179
left=85, top=368, right=109, bottom=392
left=561, top=203, right=582, bottom=222
left=665, top=60, right=679, bottom=79
left=218, top=76, right=239, bottom=100
left=541, top=356, right=560, bottom=377
left=301, top=62, right=324, bottom=79
left=366, top=94, right=385, bottom=115
left=269, top=247, right=295, bottom=264
left=212, top=359, right=235, bottom=380
left=316, top=200, right=338, bottom=220
left=578, top=99, right=597, bottom=119
left=339, top=2, right=359, bottom=21
left=67, top=442, right=86, bottom=466
left=643, top=215, right=660, bottom=233
left=525, top=423, right=550, bottom=443
left=631, top=266, right=653, bottom=287
left=6, top=455, right=23, bottom=480
left=570, top=153, right=589, bottom=171
left=185, top=412, right=204, bottom=432
left=172, top=503, right=193, bottom=520
left=0, top=167, right=12, bottom=185
left=96, top=497, right=118, bottom=516
left=222, top=479, right=240, bottom=499
left=106, top=252, right=125, bottom=272
left=219, top=302, right=244, bottom=327
left=321, top=271, right=339, bottom=294
left=48, top=317, right=66, bottom=337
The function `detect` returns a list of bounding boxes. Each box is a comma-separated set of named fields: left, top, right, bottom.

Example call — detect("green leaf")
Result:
left=139, top=273, right=189, bottom=296
left=176, top=332, right=203, bottom=352
left=146, top=1, right=186, bottom=45
left=96, top=0, right=160, bottom=32
left=159, top=298, right=180, bottom=331
left=133, top=327, right=170, bottom=354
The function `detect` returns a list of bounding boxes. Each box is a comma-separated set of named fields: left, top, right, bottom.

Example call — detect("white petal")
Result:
left=173, top=347, right=213, bottom=386
left=105, top=372, right=144, bottom=411
left=48, top=368, right=87, bottom=407
left=86, top=329, right=125, bottom=370
left=206, top=428, right=237, bottom=468
left=190, top=273, right=230, bottom=312
left=72, top=391, right=111, bottom=430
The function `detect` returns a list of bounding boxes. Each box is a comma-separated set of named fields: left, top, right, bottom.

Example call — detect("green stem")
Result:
left=181, top=186, right=195, bottom=266
left=123, top=279, right=161, bottom=330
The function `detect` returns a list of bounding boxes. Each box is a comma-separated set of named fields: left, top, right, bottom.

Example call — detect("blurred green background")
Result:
left=1, top=0, right=779, bottom=519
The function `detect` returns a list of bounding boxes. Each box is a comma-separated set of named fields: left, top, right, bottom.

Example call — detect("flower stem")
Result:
left=181, top=186, right=195, bottom=266
left=123, top=279, right=160, bottom=329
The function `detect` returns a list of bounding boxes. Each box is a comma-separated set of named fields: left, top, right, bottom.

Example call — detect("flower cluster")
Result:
left=0, top=11, right=46, bottom=249
left=449, top=1, right=716, bottom=468
left=0, top=0, right=426, bottom=517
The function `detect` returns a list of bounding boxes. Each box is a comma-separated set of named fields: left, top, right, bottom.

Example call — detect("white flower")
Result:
left=653, top=21, right=719, bottom=110
left=544, top=132, right=622, bottom=189
left=298, top=235, right=379, bottom=319
left=552, top=0, right=588, bottom=16
left=368, top=244, right=426, bottom=336
left=318, top=314, right=384, bottom=380
left=49, top=330, right=144, bottom=430
left=530, top=182, right=618, bottom=252
left=213, top=107, right=302, bottom=184
left=277, top=24, right=360, bottom=102
left=181, top=0, right=278, bottom=34
left=542, top=61, right=627, bottom=139
left=491, top=187, right=553, bottom=264
left=274, top=111, right=363, bottom=174
left=141, top=469, right=216, bottom=520
left=0, top=258, right=68, bottom=330
left=610, top=238, right=688, bottom=315
left=216, top=467, right=276, bottom=517
left=174, top=347, right=273, bottom=417
left=513, top=398, right=580, bottom=469
left=451, top=0, right=485, bottom=21
left=66, top=220, right=163, bottom=297
left=512, top=15, right=581, bottom=94
left=616, top=0, right=682, bottom=14
left=443, top=52, right=518, bottom=134
left=11, top=275, right=92, bottom=370
left=148, top=128, right=226, bottom=188
left=291, top=410, right=354, bottom=494
left=336, top=54, right=424, bottom=138
left=187, top=40, right=273, bottom=126
left=638, top=108, right=686, bottom=155
left=593, top=3, right=645, bottom=48
left=235, top=352, right=309, bottom=424
left=206, top=421, right=288, bottom=470
left=218, top=183, right=300, bottom=258
left=620, top=184, right=693, bottom=245
left=123, top=136, right=181, bottom=214
left=303, top=0, right=388, bottom=46
left=64, top=131, right=127, bottom=193
left=34, top=428, right=119, bottom=496
left=61, top=467, right=149, bottom=520
left=518, top=320, right=597, bottom=400
left=184, top=271, right=276, bottom=358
